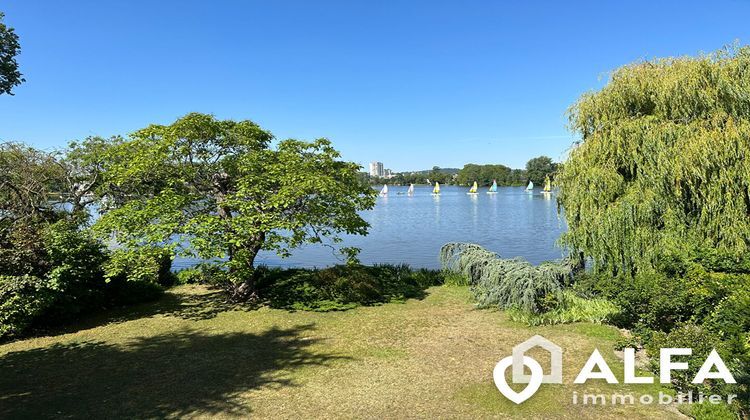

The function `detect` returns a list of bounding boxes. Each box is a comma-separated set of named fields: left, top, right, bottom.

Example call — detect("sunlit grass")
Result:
left=0, top=285, right=679, bottom=418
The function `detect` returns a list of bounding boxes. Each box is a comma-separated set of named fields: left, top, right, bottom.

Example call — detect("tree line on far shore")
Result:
left=368, top=156, right=558, bottom=187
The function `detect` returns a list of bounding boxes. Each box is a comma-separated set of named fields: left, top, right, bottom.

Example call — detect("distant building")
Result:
left=369, top=161, right=384, bottom=177
left=384, top=168, right=393, bottom=178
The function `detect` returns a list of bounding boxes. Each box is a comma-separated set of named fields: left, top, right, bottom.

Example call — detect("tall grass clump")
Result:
left=439, top=243, right=574, bottom=314
left=507, top=291, right=618, bottom=326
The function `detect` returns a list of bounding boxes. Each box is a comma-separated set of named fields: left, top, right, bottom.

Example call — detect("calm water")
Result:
left=174, top=186, right=567, bottom=270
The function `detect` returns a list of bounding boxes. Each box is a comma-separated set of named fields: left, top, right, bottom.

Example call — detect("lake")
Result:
left=174, top=185, right=567, bottom=270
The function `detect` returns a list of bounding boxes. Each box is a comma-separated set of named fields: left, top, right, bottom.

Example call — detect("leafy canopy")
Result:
left=525, top=156, right=557, bottom=186
left=94, top=113, right=376, bottom=283
left=558, top=45, right=750, bottom=275
left=0, top=12, right=23, bottom=95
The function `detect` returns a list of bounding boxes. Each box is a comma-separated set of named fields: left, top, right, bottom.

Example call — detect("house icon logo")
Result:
left=493, top=335, right=563, bottom=404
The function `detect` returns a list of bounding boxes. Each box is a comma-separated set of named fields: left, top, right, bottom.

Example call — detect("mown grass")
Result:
left=0, top=285, right=681, bottom=419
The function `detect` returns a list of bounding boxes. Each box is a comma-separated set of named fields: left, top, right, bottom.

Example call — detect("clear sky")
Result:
left=1, top=1, right=749, bottom=171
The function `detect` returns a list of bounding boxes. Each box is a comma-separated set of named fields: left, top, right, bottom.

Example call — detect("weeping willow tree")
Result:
left=558, top=45, right=750, bottom=276
left=439, top=243, right=573, bottom=313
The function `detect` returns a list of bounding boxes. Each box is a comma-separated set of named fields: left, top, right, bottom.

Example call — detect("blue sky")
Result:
left=1, top=1, right=749, bottom=171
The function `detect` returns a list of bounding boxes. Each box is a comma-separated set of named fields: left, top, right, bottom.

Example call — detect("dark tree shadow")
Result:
left=26, top=287, right=248, bottom=339
left=0, top=324, right=344, bottom=419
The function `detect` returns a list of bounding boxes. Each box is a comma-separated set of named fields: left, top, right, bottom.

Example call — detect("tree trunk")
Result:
left=227, top=233, right=265, bottom=302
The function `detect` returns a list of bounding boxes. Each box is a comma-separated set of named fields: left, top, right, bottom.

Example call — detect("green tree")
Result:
left=524, top=156, right=557, bottom=186
left=93, top=113, right=376, bottom=299
left=0, top=12, right=24, bottom=95
left=558, top=45, right=750, bottom=275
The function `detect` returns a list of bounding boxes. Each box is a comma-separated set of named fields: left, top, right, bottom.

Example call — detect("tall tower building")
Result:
left=369, top=161, right=384, bottom=177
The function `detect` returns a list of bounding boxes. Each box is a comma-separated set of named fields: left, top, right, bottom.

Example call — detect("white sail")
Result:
left=526, top=181, right=534, bottom=191
left=488, top=180, right=498, bottom=193
left=380, top=184, right=388, bottom=196
left=407, top=184, right=414, bottom=195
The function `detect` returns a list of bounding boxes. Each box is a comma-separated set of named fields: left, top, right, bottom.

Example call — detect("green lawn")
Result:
left=0, top=285, right=681, bottom=419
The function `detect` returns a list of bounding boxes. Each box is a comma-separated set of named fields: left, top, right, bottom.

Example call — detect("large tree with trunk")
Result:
left=93, top=113, right=376, bottom=299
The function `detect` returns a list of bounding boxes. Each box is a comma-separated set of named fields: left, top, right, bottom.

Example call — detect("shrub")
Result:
left=439, top=243, right=572, bottom=313
left=706, top=280, right=750, bottom=338
left=258, top=264, right=443, bottom=311
left=41, top=220, right=109, bottom=320
left=572, top=268, right=741, bottom=332
left=0, top=275, right=56, bottom=339
left=105, top=246, right=174, bottom=287
left=647, top=324, right=741, bottom=401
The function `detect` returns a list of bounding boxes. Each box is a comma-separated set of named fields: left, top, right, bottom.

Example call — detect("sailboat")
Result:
left=525, top=181, right=534, bottom=192
left=407, top=183, right=414, bottom=196
left=432, top=181, right=441, bottom=195
left=379, top=184, right=388, bottom=196
left=542, top=176, right=552, bottom=194
left=487, top=179, right=498, bottom=194
left=467, top=181, right=478, bottom=195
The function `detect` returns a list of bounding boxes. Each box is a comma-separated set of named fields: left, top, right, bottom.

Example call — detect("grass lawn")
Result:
left=0, top=285, right=682, bottom=419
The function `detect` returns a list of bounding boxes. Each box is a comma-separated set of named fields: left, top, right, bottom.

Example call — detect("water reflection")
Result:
left=173, top=186, right=567, bottom=270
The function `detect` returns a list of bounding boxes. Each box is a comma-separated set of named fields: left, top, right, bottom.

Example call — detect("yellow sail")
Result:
left=433, top=182, right=440, bottom=194
left=469, top=181, right=478, bottom=193
left=543, top=176, right=552, bottom=192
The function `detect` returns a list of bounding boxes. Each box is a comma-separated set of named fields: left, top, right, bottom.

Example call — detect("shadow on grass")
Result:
left=0, top=324, right=344, bottom=418
left=22, top=264, right=445, bottom=339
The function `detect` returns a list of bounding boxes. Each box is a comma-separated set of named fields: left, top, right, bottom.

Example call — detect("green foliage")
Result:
left=679, top=401, right=739, bottom=420
left=40, top=220, right=108, bottom=320
left=442, top=271, right=470, bottom=286
left=706, top=281, right=750, bottom=338
left=175, top=263, right=227, bottom=285
left=0, top=12, right=23, bottom=95
left=0, top=142, right=68, bottom=227
left=647, top=324, right=745, bottom=403
left=574, top=266, right=750, bottom=333
left=0, top=220, right=49, bottom=277
left=0, top=220, right=165, bottom=339
left=558, top=45, right=750, bottom=276
left=524, top=156, right=557, bottom=186
left=507, top=291, right=618, bottom=326
left=0, top=275, right=55, bottom=338
left=93, top=113, right=376, bottom=296
left=105, top=247, right=174, bottom=287
left=456, top=164, right=526, bottom=186
left=439, top=243, right=573, bottom=313
left=257, top=264, right=444, bottom=311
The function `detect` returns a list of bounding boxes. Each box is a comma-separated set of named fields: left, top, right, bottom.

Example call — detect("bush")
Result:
left=0, top=221, right=170, bottom=339
left=706, top=280, right=750, bottom=338
left=0, top=275, right=56, bottom=339
left=647, top=324, right=746, bottom=412
left=257, top=264, right=443, bottom=311
left=105, top=246, right=174, bottom=287
left=40, top=220, right=109, bottom=321
left=439, top=243, right=573, bottom=313
left=175, top=263, right=230, bottom=285
left=572, top=267, right=745, bottom=332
